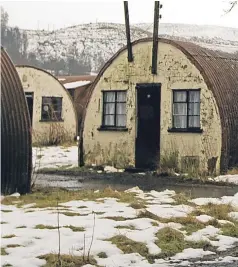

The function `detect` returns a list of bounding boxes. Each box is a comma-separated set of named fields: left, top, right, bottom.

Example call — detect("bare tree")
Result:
left=225, top=1, right=237, bottom=13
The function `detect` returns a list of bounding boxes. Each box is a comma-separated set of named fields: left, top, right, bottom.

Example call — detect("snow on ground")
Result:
left=1, top=188, right=238, bottom=267
left=210, top=175, right=238, bottom=185
left=32, top=145, right=78, bottom=170
left=64, top=81, right=91, bottom=89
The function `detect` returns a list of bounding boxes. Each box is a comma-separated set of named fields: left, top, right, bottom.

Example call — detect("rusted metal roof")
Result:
left=80, top=38, right=238, bottom=171
left=1, top=47, right=32, bottom=194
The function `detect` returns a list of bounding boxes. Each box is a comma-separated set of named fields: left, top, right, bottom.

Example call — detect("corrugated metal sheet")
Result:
left=80, top=38, right=238, bottom=172
left=1, top=47, right=32, bottom=194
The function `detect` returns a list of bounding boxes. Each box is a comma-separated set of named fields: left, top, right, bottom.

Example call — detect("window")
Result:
left=41, top=97, right=62, bottom=121
left=172, top=90, right=200, bottom=130
left=102, top=91, right=127, bottom=128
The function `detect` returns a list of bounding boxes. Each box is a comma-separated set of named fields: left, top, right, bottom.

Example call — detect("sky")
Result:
left=1, top=0, right=237, bottom=30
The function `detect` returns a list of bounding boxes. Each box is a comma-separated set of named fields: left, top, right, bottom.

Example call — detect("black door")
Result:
left=25, top=92, right=34, bottom=125
left=135, top=83, right=161, bottom=169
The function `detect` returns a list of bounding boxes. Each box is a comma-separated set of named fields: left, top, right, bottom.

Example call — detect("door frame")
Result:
left=135, top=83, right=161, bottom=169
left=25, top=92, right=34, bottom=125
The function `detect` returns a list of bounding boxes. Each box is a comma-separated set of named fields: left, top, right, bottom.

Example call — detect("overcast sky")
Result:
left=1, top=0, right=237, bottom=30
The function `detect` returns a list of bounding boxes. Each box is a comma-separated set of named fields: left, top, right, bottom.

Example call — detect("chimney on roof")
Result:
left=152, top=1, right=163, bottom=74
left=124, top=1, right=133, bottom=62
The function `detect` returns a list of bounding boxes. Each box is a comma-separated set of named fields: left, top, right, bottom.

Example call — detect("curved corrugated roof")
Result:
left=1, top=47, right=32, bottom=194
left=80, top=38, right=238, bottom=171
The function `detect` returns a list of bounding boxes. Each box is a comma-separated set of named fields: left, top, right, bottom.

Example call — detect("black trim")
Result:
left=97, top=126, right=128, bottom=132
left=168, top=128, right=203, bottom=133
left=136, top=83, right=161, bottom=89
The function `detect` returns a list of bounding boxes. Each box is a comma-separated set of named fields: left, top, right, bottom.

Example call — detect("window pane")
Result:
left=116, top=115, right=126, bottom=127
left=173, top=115, right=187, bottom=128
left=117, top=92, right=126, bottom=102
left=189, top=103, right=200, bottom=115
left=189, top=91, right=200, bottom=102
left=173, top=103, right=187, bottom=115
left=116, top=103, right=126, bottom=115
left=104, top=103, right=115, bottom=114
left=104, top=115, right=114, bottom=126
left=174, top=91, right=186, bottom=102
left=104, top=92, right=115, bottom=102
left=189, top=116, right=200, bottom=128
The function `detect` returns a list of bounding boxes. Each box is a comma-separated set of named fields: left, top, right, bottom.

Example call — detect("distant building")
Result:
left=16, top=66, right=77, bottom=145
left=1, top=47, right=32, bottom=194
left=58, top=75, right=96, bottom=133
left=81, top=38, right=238, bottom=174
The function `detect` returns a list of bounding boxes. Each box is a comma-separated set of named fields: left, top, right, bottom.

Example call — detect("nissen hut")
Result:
left=81, top=38, right=238, bottom=175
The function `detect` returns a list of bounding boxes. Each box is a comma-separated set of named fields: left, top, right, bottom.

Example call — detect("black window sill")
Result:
left=97, top=126, right=128, bottom=132
left=39, top=119, right=64, bottom=122
left=168, top=128, right=203, bottom=133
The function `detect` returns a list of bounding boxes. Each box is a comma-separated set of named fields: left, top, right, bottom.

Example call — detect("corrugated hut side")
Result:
left=1, top=47, right=32, bottom=194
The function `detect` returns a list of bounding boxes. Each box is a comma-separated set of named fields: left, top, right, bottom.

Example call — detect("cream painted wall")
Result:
left=16, top=66, right=77, bottom=144
left=83, top=41, right=222, bottom=173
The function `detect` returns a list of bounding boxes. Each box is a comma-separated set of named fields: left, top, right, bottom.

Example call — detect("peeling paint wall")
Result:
left=16, top=66, right=77, bottom=144
left=83, top=42, right=222, bottom=173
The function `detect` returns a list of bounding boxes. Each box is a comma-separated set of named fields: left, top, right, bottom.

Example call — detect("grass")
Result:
left=115, top=225, right=136, bottom=230
left=93, top=211, right=105, bottom=215
left=2, top=235, right=16, bottom=239
left=106, top=235, right=149, bottom=259
left=151, top=221, right=159, bottom=227
left=1, top=187, right=137, bottom=209
left=1, top=247, right=8, bottom=255
left=35, top=224, right=58, bottom=230
left=155, top=227, right=213, bottom=258
left=175, top=216, right=206, bottom=235
left=6, top=244, right=22, bottom=248
left=137, top=210, right=168, bottom=223
left=227, top=167, right=238, bottom=175
left=16, top=225, right=27, bottom=229
left=60, top=211, right=82, bottom=217
left=97, top=252, right=108, bottom=258
left=78, top=205, right=87, bottom=208
left=1, top=210, right=12, bottom=213
left=64, top=225, right=85, bottom=232
left=38, top=254, right=97, bottom=267
left=2, top=264, right=13, bottom=267
left=105, top=216, right=134, bottom=221
left=129, top=202, right=146, bottom=209
left=201, top=203, right=234, bottom=220
left=1, top=221, right=8, bottom=224
left=173, top=192, right=193, bottom=206
left=220, top=222, right=238, bottom=237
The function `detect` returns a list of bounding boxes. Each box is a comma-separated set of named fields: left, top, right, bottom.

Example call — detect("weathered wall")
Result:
left=16, top=66, right=77, bottom=144
left=83, top=41, right=222, bottom=173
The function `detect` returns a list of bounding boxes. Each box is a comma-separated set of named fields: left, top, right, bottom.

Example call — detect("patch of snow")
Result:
left=147, top=204, right=194, bottom=219
left=10, top=193, right=20, bottom=197
left=210, top=235, right=238, bottom=251
left=58, top=78, right=66, bottom=81
left=104, top=166, right=118, bottom=173
left=220, top=256, right=238, bottom=263
left=64, top=80, right=91, bottom=89
left=212, top=174, right=238, bottom=185
left=33, top=145, right=78, bottom=170
left=185, top=226, right=220, bottom=242
left=172, top=248, right=215, bottom=260
left=196, top=214, right=213, bottom=223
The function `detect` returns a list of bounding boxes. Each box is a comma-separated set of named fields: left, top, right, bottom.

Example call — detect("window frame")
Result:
left=40, top=96, right=63, bottom=122
left=98, top=90, right=128, bottom=131
left=168, top=89, right=203, bottom=133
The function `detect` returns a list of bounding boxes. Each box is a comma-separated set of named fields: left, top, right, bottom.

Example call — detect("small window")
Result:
left=41, top=97, right=62, bottom=121
left=173, top=90, right=200, bottom=129
left=102, top=91, right=127, bottom=128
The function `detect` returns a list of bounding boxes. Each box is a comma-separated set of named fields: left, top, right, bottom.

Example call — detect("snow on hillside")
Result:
left=136, top=23, right=238, bottom=53
left=23, top=22, right=238, bottom=72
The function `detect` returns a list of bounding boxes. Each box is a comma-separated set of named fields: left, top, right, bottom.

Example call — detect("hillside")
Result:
left=17, top=22, right=238, bottom=73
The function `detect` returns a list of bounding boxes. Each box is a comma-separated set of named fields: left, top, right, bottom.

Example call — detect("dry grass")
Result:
left=2, top=235, right=16, bottom=239
left=105, top=216, right=134, bottom=221
left=1, top=221, right=8, bottom=224
left=35, top=224, right=58, bottom=230
left=1, top=247, right=8, bottom=255
left=173, top=192, right=193, bottom=206
left=97, top=252, right=108, bottom=258
left=1, top=187, right=137, bottom=209
left=60, top=211, right=82, bottom=217
left=227, top=168, right=238, bottom=175
left=63, top=225, right=85, bottom=232
left=221, top=222, right=238, bottom=237
left=106, top=235, right=149, bottom=259
left=38, top=254, right=97, bottom=267
left=201, top=203, right=234, bottom=220
left=129, top=201, right=146, bottom=209
left=1, top=210, right=12, bottom=213
left=137, top=210, right=168, bottom=223
left=6, top=244, right=22, bottom=248
left=16, top=225, right=27, bottom=229
left=115, top=225, right=136, bottom=230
